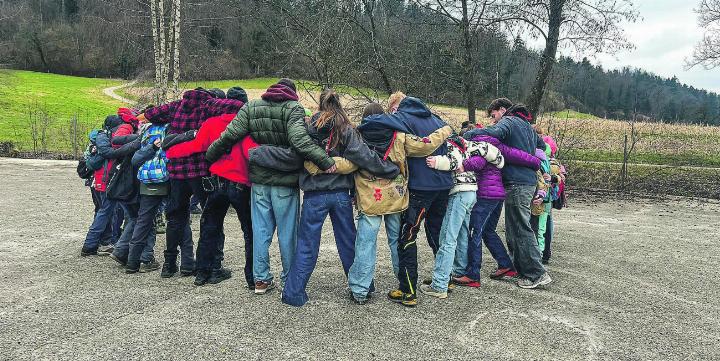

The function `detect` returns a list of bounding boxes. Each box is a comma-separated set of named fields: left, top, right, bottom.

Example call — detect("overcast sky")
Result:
left=533, top=0, right=720, bottom=93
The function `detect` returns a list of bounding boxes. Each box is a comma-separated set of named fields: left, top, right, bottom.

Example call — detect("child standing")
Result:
left=420, top=135, right=502, bottom=299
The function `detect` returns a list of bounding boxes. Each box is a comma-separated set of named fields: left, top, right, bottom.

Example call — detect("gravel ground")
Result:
left=1, top=157, right=719, bottom=361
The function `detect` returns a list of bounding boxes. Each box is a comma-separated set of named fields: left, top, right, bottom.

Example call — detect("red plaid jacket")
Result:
left=144, top=89, right=244, bottom=179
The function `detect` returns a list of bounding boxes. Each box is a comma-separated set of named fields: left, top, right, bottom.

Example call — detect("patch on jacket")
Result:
left=374, top=188, right=383, bottom=201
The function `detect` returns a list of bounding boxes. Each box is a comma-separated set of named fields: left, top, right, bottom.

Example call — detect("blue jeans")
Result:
left=455, top=199, right=514, bottom=280
left=282, top=190, right=356, bottom=306
left=112, top=202, right=139, bottom=260
left=348, top=212, right=401, bottom=300
left=127, top=195, right=162, bottom=268
left=431, top=191, right=476, bottom=292
left=505, top=185, right=546, bottom=281
left=83, top=191, right=118, bottom=251
left=251, top=184, right=299, bottom=284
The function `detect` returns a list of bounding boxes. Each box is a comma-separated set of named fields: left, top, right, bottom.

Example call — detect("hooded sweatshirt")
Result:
left=359, top=97, right=452, bottom=191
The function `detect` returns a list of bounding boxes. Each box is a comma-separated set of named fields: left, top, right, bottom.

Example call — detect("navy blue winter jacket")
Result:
left=463, top=115, right=545, bottom=186
left=358, top=97, right=453, bottom=191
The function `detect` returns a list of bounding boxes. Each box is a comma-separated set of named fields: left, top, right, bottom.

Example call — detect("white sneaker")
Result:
left=419, top=284, right=448, bottom=299
left=517, top=272, right=552, bottom=289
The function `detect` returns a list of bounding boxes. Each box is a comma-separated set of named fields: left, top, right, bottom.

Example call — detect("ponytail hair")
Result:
left=315, top=88, right=352, bottom=149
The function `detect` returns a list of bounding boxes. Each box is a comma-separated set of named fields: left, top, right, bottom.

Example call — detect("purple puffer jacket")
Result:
left=463, top=135, right=541, bottom=200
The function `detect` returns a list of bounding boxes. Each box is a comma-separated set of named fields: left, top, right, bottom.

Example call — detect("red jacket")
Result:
left=93, top=123, right=135, bottom=192
left=166, top=114, right=257, bottom=185
left=144, top=90, right=244, bottom=179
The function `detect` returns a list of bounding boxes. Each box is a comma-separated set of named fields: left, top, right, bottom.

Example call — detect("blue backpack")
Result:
left=84, top=129, right=106, bottom=171
left=137, top=124, right=169, bottom=184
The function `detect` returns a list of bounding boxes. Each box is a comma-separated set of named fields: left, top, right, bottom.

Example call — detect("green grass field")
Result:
left=0, top=70, right=124, bottom=152
left=2, top=70, right=719, bottom=170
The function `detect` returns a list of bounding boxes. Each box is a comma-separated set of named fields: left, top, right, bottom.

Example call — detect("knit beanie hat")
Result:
left=227, top=87, right=249, bottom=103
left=208, top=88, right=226, bottom=99
left=278, top=78, right=297, bottom=92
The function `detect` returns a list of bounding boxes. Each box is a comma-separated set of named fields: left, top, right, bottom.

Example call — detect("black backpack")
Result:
left=106, top=155, right=138, bottom=202
left=76, top=159, right=94, bottom=180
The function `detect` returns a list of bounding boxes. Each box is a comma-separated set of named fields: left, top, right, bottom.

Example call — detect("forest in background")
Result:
left=0, top=0, right=719, bottom=125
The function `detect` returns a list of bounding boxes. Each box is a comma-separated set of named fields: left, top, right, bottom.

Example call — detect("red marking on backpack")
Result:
left=373, top=188, right=383, bottom=201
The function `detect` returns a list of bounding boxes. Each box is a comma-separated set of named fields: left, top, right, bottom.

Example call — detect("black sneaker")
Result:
left=139, top=259, right=161, bottom=273
left=125, top=260, right=141, bottom=274
left=179, top=267, right=196, bottom=277
left=194, top=271, right=211, bottom=286
left=80, top=247, right=98, bottom=257
left=207, top=268, right=232, bottom=284
left=160, top=262, right=178, bottom=278
left=109, top=252, right=127, bottom=266
left=348, top=290, right=371, bottom=305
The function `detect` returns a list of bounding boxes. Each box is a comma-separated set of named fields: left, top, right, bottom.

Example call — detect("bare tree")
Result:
left=149, top=0, right=181, bottom=103
left=687, top=0, right=720, bottom=69
left=413, top=0, right=511, bottom=123
left=505, top=0, right=638, bottom=117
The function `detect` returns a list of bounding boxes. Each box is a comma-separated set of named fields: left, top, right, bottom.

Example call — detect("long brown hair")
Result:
left=315, top=88, right=352, bottom=150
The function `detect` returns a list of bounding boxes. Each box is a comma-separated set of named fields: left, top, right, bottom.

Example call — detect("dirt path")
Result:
left=3, top=157, right=718, bottom=360
left=102, top=80, right=137, bottom=105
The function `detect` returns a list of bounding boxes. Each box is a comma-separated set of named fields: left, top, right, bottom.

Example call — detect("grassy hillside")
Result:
left=0, top=70, right=124, bottom=153
left=2, top=70, right=720, bottom=169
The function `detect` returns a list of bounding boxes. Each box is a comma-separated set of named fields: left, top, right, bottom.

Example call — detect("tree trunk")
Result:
left=461, top=0, right=476, bottom=123
left=158, top=0, right=168, bottom=102
left=527, top=0, right=565, bottom=118
left=364, top=0, right=392, bottom=94
left=171, top=0, right=181, bottom=98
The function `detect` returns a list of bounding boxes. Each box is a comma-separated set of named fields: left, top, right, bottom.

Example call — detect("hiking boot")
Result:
left=452, top=275, right=481, bottom=288
left=387, top=289, right=417, bottom=307
left=80, top=247, right=97, bottom=257
left=517, top=272, right=552, bottom=289
left=97, top=245, right=114, bottom=256
left=194, top=271, right=211, bottom=286
left=160, top=262, right=178, bottom=278
left=420, top=284, right=448, bottom=299
left=208, top=268, right=232, bottom=284
left=254, top=280, right=275, bottom=295
left=179, top=267, right=196, bottom=277
left=139, top=259, right=160, bottom=273
left=109, top=252, right=127, bottom=266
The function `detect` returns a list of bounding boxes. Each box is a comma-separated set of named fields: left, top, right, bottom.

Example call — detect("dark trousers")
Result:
left=506, top=185, right=545, bottom=281
left=281, top=190, right=356, bottom=306
left=127, top=194, right=164, bottom=268
left=165, top=178, right=207, bottom=269
left=466, top=199, right=513, bottom=280
left=112, top=203, right=124, bottom=243
left=397, top=189, right=449, bottom=295
left=196, top=177, right=254, bottom=288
